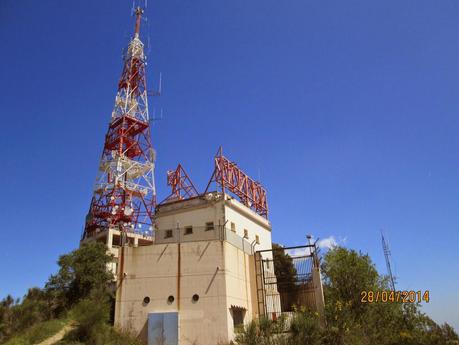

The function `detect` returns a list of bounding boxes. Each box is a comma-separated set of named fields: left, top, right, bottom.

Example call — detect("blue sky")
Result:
left=1, top=0, right=458, bottom=330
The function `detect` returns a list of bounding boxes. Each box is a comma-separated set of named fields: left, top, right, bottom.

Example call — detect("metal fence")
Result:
left=255, top=244, right=320, bottom=320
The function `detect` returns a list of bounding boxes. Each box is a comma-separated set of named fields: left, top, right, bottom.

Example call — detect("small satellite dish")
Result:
left=124, top=206, right=133, bottom=216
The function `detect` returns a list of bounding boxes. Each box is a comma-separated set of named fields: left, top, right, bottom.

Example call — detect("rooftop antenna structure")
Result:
left=204, top=147, right=269, bottom=218
left=381, top=230, right=396, bottom=291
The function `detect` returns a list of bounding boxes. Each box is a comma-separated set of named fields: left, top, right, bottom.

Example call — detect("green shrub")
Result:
left=289, top=311, right=322, bottom=345
left=67, top=294, right=110, bottom=345
left=62, top=292, right=140, bottom=345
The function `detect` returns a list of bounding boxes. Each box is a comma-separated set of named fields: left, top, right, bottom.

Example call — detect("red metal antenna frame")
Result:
left=161, top=164, right=199, bottom=203
left=204, top=147, right=268, bottom=218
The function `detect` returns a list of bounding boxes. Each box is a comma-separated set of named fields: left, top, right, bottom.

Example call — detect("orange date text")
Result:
left=360, top=290, right=430, bottom=303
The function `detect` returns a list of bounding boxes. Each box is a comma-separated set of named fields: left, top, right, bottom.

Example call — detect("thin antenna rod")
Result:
left=134, top=7, right=143, bottom=35
left=381, top=230, right=396, bottom=291
left=158, top=73, right=162, bottom=95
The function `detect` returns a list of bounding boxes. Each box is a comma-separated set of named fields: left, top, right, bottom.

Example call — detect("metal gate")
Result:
left=255, top=244, right=321, bottom=320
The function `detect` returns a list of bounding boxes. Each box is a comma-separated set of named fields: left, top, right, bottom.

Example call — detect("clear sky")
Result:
left=1, top=0, right=458, bottom=330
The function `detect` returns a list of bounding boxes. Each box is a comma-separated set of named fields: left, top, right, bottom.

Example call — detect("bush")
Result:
left=66, top=293, right=110, bottom=345
left=289, top=311, right=322, bottom=345
left=62, top=291, right=141, bottom=345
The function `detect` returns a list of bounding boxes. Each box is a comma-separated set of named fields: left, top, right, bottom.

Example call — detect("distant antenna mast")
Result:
left=381, top=231, right=396, bottom=291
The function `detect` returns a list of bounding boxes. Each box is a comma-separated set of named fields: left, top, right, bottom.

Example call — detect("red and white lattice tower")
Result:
left=83, top=7, right=156, bottom=240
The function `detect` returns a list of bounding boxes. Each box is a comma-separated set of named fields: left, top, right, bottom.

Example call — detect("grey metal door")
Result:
left=148, top=312, right=179, bottom=345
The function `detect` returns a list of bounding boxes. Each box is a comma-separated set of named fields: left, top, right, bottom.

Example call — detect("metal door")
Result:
left=148, top=312, right=179, bottom=345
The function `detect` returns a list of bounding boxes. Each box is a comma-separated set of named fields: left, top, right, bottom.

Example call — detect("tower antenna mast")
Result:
left=82, top=4, right=156, bottom=240
left=381, top=230, right=396, bottom=291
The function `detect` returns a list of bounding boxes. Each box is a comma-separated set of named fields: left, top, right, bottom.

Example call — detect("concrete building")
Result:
left=114, top=192, right=324, bottom=345
left=114, top=192, right=275, bottom=344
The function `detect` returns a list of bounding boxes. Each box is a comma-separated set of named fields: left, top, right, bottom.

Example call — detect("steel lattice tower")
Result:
left=381, top=231, right=396, bottom=291
left=83, top=7, right=156, bottom=240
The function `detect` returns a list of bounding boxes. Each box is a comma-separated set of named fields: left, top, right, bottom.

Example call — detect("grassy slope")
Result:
left=2, top=319, right=67, bottom=345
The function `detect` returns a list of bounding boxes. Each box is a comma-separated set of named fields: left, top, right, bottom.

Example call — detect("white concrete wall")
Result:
left=178, top=241, right=229, bottom=345
left=224, top=197, right=273, bottom=259
left=154, top=196, right=225, bottom=245
left=116, top=239, right=258, bottom=345
left=223, top=200, right=281, bottom=318
left=223, top=241, right=255, bottom=339
left=155, top=194, right=272, bottom=253
left=155, top=203, right=223, bottom=233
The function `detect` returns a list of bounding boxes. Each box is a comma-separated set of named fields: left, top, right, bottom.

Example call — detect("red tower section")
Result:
left=205, top=148, right=268, bottom=218
left=83, top=7, right=156, bottom=239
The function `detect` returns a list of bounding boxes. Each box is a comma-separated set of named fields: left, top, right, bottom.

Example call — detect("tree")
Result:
left=321, top=247, right=459, bottom=345
left=321, top=247, right=379, bottom=319
left=45, top=241, right=114, bottom=309
left=272, top=243, right=298, bottom=292
left=0, top=295, right=15, bottom=342
left=272, top=243, right=299, bottom=312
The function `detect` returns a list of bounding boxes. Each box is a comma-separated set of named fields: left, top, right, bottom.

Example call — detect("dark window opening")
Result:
left=192, top=294, right=199, bottom=303
left=205, top=222, right=214, bottom=231
left=184, top=226, right=193, bottom=235
left=143, top=296, right=150, bottom=304
left=231, top=307, right=246, bottom=328
left=164, top=230, right=173, bottom=239
left=112, top=235, right=121, bottom=246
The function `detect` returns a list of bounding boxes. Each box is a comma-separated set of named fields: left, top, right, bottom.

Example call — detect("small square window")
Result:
left=255, top=235, right=260, bottom=244
left=184, top=226, right=193, bottom=235
left=205, top=222, right=214, bottom=231
left=231, top=222, right=236, bottom=232
left=243, top=229, right=249, bottom=239
left=165, top=230, right=173, bottom=239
